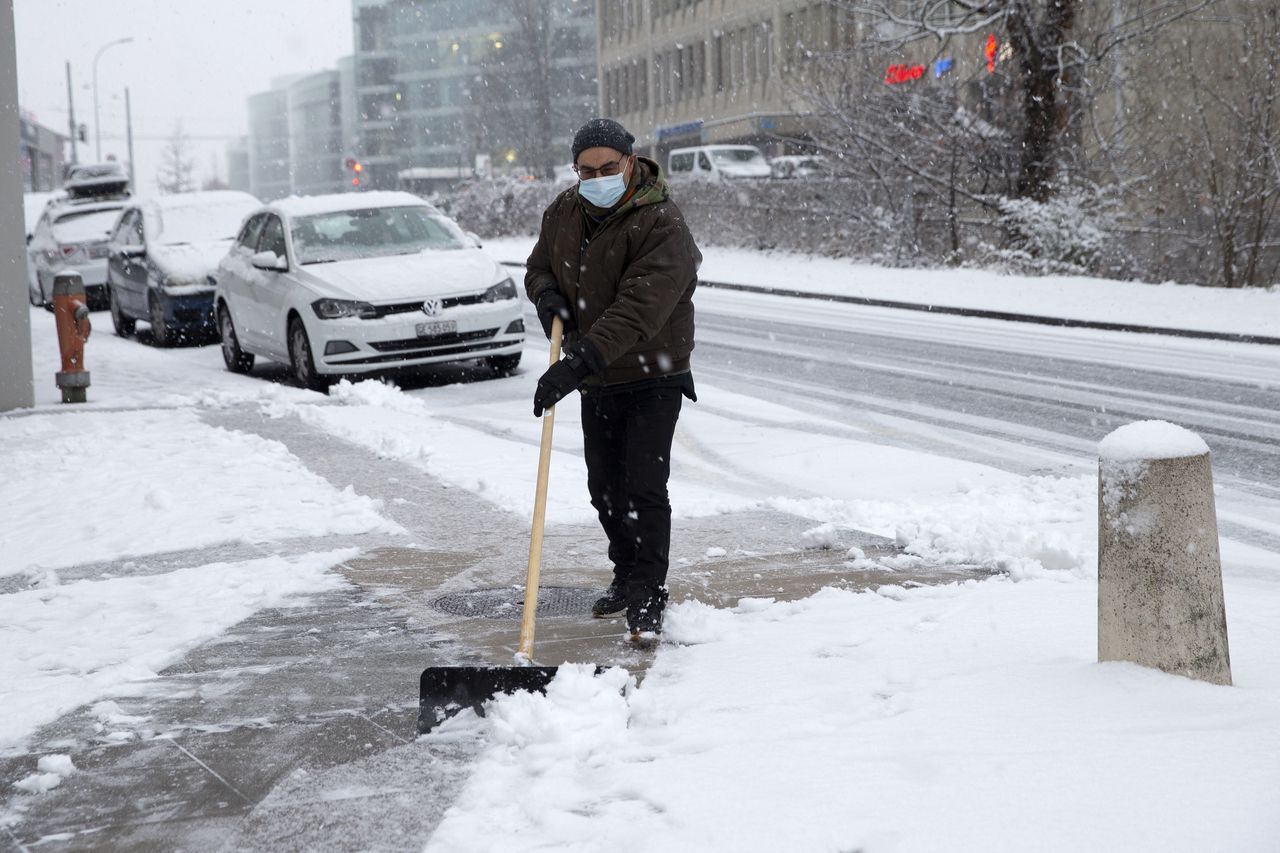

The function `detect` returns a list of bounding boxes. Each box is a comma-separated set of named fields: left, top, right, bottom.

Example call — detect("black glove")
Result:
left=535, top=290, right=575, bottom=339
left=533, top=340, right=605, bottom=416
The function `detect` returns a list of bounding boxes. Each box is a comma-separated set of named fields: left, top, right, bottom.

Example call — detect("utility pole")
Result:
left=65, top=60, right=77, bottom=165
left=1, top=0, right=36, bottom=412
left=125, top=86, right=135, bottom=188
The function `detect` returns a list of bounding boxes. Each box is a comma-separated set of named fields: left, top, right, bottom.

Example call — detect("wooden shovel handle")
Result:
left=518, top=315, right=563, bottom=660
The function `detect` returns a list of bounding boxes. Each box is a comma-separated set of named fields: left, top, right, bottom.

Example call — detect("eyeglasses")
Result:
left=573, top=156, right=627, bottom=180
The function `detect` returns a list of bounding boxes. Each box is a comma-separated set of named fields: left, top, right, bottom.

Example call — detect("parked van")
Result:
left=667, top=145, right=772, bottom=181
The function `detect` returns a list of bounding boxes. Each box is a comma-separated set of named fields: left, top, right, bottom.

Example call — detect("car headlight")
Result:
left=312, top=298, right=375, bottom=319
left=481, top=276, right=518, bottom=302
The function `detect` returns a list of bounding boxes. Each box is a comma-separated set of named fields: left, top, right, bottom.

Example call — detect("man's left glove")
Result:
left=533, top=339, right=605, bottom=416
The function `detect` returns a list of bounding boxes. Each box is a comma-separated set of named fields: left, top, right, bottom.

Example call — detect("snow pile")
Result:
left=426, top=578, right=1280, bottom=852
left=12, top=756, right=76, bottom=795
left=774, top=473, right=1096, bottom=578
left=0, top=550, right=355, bottom=749
left=0, top=410, right=397, bottom=576
left=294, top=377, right=1025, bottom=535
left=426, top=665, right=635, bottom=852
left=283, top=379, right=600, bottom=525
left=1099, top=420, right=1211, bottom=461
left=799, top=522, right=840, bottom=549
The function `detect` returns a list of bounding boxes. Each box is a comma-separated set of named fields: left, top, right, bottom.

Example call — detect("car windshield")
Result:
left=291, top=206, right=467, bottom=264
left=155, top=202, right=257, bottom=246
left=710, top=149, right=765, bottom=166
left=52, top=208, right=123, bottom=245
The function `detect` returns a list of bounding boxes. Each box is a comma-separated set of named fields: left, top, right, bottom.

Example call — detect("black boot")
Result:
left=626, top=586, right=669, bottom=636
left=591, top=581, right=628, bottom=618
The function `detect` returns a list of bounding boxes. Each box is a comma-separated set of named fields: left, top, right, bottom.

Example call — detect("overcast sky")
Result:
left=15, top=0, right=353, bottom=196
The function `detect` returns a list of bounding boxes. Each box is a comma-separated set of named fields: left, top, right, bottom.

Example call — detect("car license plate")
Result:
left=416, top=320, right=456, bottom=338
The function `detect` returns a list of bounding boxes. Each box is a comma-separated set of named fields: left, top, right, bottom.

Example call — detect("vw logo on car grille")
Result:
left=422, top=298, right=442, bottom=317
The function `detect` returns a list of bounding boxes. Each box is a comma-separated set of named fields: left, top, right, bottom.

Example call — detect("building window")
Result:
left=694, top=41, right=706, bottom=97
left=713, top=33, right=725, bottom=93
left=654, top=53, right=664, bottom=108
left=756, top=19, right=773, bottom=82
left=727, top=29, right=739, bottom=90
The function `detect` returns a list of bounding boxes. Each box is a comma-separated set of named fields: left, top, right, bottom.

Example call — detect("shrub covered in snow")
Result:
left=433, top=176, right=560, bottom=241
left=442, top=175, right=1135, bottom=280
left=982, top=183, right=1119, bottom=275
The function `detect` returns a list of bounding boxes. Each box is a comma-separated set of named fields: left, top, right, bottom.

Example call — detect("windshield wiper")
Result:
left=302, top=258, right=340, bottom=265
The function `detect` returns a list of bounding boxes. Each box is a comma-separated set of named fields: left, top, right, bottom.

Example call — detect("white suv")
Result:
left=212, top=191, right=525, bottom=391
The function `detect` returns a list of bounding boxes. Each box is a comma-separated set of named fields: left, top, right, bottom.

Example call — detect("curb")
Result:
left=499, top=262, right=1280, bottom=347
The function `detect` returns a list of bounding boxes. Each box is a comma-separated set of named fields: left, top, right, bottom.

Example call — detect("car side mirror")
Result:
left=466, top=231, right=483, bottom=248
left=25, top=233, right=32, bottom=245
left=251, top=250, right=288, bottom=272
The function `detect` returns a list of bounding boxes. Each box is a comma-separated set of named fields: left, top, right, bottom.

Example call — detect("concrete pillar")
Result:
left=0, top=0, right=36, bottom=413
left=1097, top=420, right=1231, bottom=685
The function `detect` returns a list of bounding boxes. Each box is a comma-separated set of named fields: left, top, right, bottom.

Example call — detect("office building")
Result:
left=597, top=0, right=850, bottom=159
left=226, top=136, right=251, bottom=194
left=352, top=0, right=598, bottom=190
left=19, top=110, right=65, bottom=191
left=288, top=69, right=348, bottom=195
left=247, top=85, right=293, bottom=201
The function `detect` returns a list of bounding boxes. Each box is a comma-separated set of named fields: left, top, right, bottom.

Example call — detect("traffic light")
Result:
left=344, top=156, right=364, bottom=187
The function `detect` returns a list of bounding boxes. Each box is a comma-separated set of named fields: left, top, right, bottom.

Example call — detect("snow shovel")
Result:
left=417, top=315, right=571, bottom=735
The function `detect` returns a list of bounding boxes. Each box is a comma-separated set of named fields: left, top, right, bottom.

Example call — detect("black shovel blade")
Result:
left=418, top=665, right=560, bottom=735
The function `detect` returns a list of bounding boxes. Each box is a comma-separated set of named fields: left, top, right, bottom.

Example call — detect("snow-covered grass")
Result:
left=426, top=575, right=1280, bottom=853
left=1, top=550, right=355, bottom=750
left=485, top=237, right=1280, bottom=339
left=0, top=408, right=398, bottom=577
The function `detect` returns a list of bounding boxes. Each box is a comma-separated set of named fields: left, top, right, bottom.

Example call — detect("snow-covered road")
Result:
left=690, top=288, right=1280, bottom=562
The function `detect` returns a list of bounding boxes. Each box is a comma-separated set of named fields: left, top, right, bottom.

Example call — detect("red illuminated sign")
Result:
left=884, top=63, right=926, bottom=85
left=985, top=34, right=998, bottom=72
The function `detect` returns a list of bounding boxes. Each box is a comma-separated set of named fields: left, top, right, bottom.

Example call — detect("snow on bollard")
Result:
left=1097, top=420, right=1231, bottom=685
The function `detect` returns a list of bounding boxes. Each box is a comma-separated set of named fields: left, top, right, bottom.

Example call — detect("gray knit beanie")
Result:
left=571, top=118, right=635, bottom=161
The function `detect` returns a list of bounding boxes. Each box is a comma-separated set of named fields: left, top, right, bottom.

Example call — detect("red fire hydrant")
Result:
left=53, top=272, right=92, bottom=404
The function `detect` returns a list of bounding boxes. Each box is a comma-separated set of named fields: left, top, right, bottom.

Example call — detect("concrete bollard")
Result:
left=1097, top=420, right=1231, bottom=685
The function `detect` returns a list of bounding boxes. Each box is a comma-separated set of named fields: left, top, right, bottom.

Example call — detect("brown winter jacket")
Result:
left=524, top=156, right=701, bottom=385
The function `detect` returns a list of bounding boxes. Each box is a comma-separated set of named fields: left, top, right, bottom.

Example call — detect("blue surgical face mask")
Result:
left=579, top=167, right=628, bottom=208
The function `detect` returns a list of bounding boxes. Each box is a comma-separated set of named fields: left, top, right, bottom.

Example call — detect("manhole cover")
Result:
left=430, top=586, right=599, bottom=620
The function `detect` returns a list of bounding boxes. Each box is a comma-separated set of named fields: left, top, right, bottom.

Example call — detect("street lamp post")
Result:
left=92, top=36, right=132, bottom=161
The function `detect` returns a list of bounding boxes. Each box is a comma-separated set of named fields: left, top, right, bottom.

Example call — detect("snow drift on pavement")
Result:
left=0, top=409, right=398, bottom=577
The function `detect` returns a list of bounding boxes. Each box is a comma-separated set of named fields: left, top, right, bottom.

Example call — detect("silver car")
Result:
left=27, top=196, right=128, bottom=310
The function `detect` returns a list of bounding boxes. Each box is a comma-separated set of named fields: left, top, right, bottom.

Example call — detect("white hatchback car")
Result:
left=212, top=192, right=524, bottom=390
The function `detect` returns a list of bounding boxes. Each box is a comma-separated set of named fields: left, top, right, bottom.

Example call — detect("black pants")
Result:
left=580, top=374, right=692, bottom=596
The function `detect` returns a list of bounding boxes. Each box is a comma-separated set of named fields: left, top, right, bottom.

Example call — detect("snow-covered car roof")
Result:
left=270, top=191, right=437, bottom=219
left=146, top=190, right=260, bottom=212
left=670, top=144, right=763, bottom=153
left=124, top=191, right=262, bottom=246
left=47, top=196, right=129, bottom=219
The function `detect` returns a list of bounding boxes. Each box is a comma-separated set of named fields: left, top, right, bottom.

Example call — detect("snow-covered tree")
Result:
left=156, top=121, right=196, bottom=195
left=1144, top=3, right=1280, bottom=287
